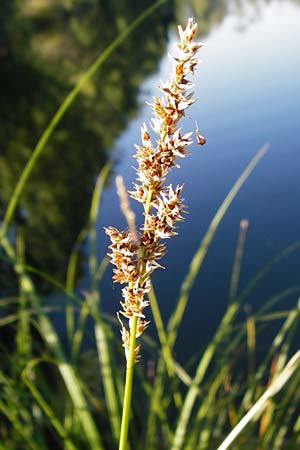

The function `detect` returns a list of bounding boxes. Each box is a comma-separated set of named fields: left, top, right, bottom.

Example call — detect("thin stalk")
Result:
left=245, top=305, right=256, bottom=385
left=119, top=188, right=153, bottom=450
left=88, top=163, right=121, bottom=443
left=216, top=351, right=300, bottom=450
left=65, top=228, right=87, bottom=341
left=118, top=315, right=138, bottom=450
left=22, top=359, right=79, bottom=450
left=0, top=400, right=41, bottom=450
left=170, top=302, right=239, bottom=450
left=16, top=226, right=31, bottom=364
left=229, top=219, right=249, bottom=301
left=146, top=145, right=269, bottom=450
left=167, top=144, right=269, bottom=347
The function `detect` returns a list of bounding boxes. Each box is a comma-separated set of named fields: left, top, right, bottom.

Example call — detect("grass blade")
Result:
left=229, top=219, right=249, bottom=301
left=171, top=302, right=239, bottom=450
left=1, top=237, right=104, bottom=450
left=22, top=359, right=79, bottom=450
left=167, top=144, right=269, bottom=349
left=216, top=351, right=300, bottom=450
left=0, top=400, right=41, bottom=450
left=87, top=163, right=121, bottom=443
left=65, top=228, right=87, bottom=340
left=147, top=145, right=268, bottom=449
left=171, top=242, right=300, bottom=450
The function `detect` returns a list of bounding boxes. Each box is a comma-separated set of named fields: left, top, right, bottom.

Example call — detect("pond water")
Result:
left=92, top=0, right=300, bottom=356
left=1, top=0, right=300, bottom=358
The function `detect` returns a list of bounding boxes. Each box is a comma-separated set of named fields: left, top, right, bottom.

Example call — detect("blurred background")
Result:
left=1, top=0, right=300, bottom=360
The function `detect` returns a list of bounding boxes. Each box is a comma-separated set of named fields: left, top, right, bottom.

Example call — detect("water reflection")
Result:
left=1, top=0, right=299, bottom=293
left=0, top=0, right=172, bottom=289
left=94, top=0, right=300, bottom=357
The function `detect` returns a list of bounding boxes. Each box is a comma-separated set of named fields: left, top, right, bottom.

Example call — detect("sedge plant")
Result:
left=104, top=18, right=205, bottom=450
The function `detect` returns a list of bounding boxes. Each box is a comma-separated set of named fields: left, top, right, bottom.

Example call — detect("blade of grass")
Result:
left=22, top=359, right=80, bottom=450
left=88, top=162, right=111, bottom=281
left=69, top=163, right=111, bottom=361
left=88, top=163, right=121, bottom=443
left=258, top=354, right=279, bottom=442
left=0, top=400, right=41, bottom=450
left=272, top=373, right=300, bottom=449
left=242, top=306, right=299, bottom=431
left=229, top=219, right=249, bottom=301
left=15, top=227, right=31, bottom=366
left=167, top=144, right=269, bottom=350
left=87, top=291, right=122, bottom=445
left=146, top=145, right=268, bottom=449
left=258, top=312, right=299, bottom=447
left=185, top=371, right=224, bottom=450
left=65, top=228, right=87, bottom=341
left=71, top=299, right=90, bottom=360
left=171, top=240, right=300, bottom=450
left=1, top=237, right=104, bottom=450
left=171, top=301, right=240, bottom=450
left=255, top=308, right=299, bottom=383
left=257, top=311, right=293, bottom=321
left=66, top=228, right=88, bottom=296
left=225, top=285, right=300, bottom=360
left=0, top=296, right=19, bottom=307
left=215, top=351, right=300, bottom=450
left=0, top=0, right=167, bottom=243
left=245, top=305, right=256, bottom=385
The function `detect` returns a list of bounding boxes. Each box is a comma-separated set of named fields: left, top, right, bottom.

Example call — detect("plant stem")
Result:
left=118, top=315, right=138, bottom=450
left=118, top=188, right=153, bottom=450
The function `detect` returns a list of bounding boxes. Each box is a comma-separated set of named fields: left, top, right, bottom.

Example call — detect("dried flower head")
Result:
left=105, top=18, right=204, bottom=362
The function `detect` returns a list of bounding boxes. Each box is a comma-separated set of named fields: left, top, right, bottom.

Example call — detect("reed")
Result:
left=105, top=19, right=204, bottom=450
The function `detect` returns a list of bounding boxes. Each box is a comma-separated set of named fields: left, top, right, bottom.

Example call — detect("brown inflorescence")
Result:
left=105, top=18, right=204, bottom=362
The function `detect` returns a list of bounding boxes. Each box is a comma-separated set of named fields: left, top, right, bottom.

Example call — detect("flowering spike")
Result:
left=105, top=19, right=204, bottom=362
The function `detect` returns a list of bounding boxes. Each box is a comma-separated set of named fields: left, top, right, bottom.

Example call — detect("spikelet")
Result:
left=105, top=18, right=204, bottom=362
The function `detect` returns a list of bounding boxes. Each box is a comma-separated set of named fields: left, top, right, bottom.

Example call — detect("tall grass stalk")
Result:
left=145, top=144, right=268, bottom=450
left=105, top=19, right=203, bottom=450
left=229, top=219, right=249, bottom=301
left=216, top=351, right=300, bottom=450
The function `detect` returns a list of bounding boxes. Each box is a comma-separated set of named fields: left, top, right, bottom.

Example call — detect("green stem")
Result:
left=118, top=315, right=138, bottom=450
left=119, top=187, right=154, bottom=449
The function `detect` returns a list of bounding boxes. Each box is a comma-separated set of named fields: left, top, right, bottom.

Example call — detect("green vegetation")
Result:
left=0, top=1, right=299, bottom=450
left=1, top=147, right=299, bottom=449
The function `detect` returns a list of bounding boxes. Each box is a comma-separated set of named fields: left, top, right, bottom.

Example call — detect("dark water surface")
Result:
left=94, top=0, right=300, bottom=356
left=1, top=0, right=300, bottom=358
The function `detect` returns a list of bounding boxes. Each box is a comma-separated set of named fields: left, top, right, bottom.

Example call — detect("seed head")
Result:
left=105, top=18, right=203, bottom=361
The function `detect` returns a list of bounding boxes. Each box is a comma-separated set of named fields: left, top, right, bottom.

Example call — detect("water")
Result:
left=94, top=0, right=300, bottom=356
left=1, top=0, right=300, bottom=357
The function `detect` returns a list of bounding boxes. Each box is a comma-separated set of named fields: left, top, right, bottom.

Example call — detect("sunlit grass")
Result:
left=1, top=146, right=299, bottom=449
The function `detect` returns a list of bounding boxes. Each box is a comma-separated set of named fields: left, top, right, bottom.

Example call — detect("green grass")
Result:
left=1, top=147, right=299, bottom=449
